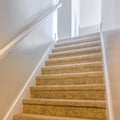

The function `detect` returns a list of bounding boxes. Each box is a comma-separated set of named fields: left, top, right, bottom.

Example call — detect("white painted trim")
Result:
left=3, top=41, right=55, bottom=120
left=100, top=24, right=114, bottom=120
left=0, top=3, right=62, bottom=60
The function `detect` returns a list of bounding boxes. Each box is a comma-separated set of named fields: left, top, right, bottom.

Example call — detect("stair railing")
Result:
left=0, top=3, right=62, bottom=60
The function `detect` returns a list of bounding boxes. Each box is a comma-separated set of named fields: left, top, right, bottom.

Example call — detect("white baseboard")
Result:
left=3, top=41, right=55, bottom=120
left=100, top=31, right=114, bottom=120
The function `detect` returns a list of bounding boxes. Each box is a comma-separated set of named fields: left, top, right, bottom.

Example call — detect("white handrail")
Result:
left=0, top=3, right=62, bottom=60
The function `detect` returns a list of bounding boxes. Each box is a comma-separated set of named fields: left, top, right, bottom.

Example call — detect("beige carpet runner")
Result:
left=13, top=34, right=107, bottom=120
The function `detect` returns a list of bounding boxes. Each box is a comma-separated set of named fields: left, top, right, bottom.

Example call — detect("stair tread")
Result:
left=56, top=40, right=100, bottom=49
left=49, top=47, right=101, bottom=59
left=55, top=36, right=100, bottom=47
left=36, top=71, right=104, bottom=85
left=42, top=62, right=103, bottom=70
left=50, top=46, right=101, bottom=55
left=14, top=113, right=96, bottom=120
left=57, top=33, right=100, bottom=43
left=31, top=84, right=105, bottom=91
left=23, top=99, right=106, bottom=108
left=36, top=71, right=104, bottom=79
left=53, top=40, right=101, bottom=52
left=46, top=53, right=102, bottom=62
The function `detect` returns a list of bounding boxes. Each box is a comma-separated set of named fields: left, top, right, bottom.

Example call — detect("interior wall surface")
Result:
left=0, top=0, right=57, bottom=119
left=80, top=0, right=101, bottom=28
left=58, top=0, right=71, bottom=39
left=71, top=0, right=80, bottom=37
left=71, top=0, right=101, bottom=36
left=102, top=0, right=120, bottom=119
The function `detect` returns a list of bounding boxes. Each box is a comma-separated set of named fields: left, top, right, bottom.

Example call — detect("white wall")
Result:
left=58, top=0, right=101, bottom=39
left=102, top=0, right=120, bottom=119
left=80, top=0, right=101, bottom=28
left=58, top=0, right=71, bottom=39
left=0, top=0, right=57, bottom=119
left=71, top=0, right=101, bottom=37
left=71, top=0, right=80, bottom=37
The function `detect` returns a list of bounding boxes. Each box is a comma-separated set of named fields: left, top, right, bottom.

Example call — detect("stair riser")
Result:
left=13, top=115, right=93, bottom=120
left=57, top=34, right=100, bottom=43
left=55, top=38, right=100, bottom=47
left=49, top=49, right=101, bottom=59
left=46, top=55, right=102, bottom=66
left=53, top=41, right=101, bottom=53
left=36, top=74, right=104, bottom=85
left=41, top=65, right=103, bottom=75
left=23, top=105, right=106, bottom=119
left=31, top=90, right=105, bottom=100
left=37, top=78, right=103, bottom=85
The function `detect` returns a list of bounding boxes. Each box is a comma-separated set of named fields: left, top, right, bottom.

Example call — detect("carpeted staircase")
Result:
left=13, top=34, right=107, bottom=120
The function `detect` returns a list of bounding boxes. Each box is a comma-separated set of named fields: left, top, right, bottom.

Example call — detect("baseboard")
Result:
left=100, top=30, right=114, bottom=120
left=3, top=41, right=55, bottom=120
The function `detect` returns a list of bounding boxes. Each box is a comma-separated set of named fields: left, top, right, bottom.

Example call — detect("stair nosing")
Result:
left=23, top=99, right=106, bottom=109
left=50, top=46, right=101, bottom=55
left=14, top=113, right=94, bottom=120
left=46, top=53, right=102, bottom=62
left=57, top=35, right=100, bottom=42
left=42, top=61, right=103, bottom=69
left=36, top=71, right=104, bottom=79
left=57, top=33, right=100, bottom=43
left=30, top=84, right=105, bottom=91
left=56, top=36, right=100, bottom=45
left=53, top=40, right=101, bottom=51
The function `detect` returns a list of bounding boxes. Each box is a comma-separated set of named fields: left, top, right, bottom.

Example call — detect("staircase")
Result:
left=13, top=33, right=107, bottom=120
